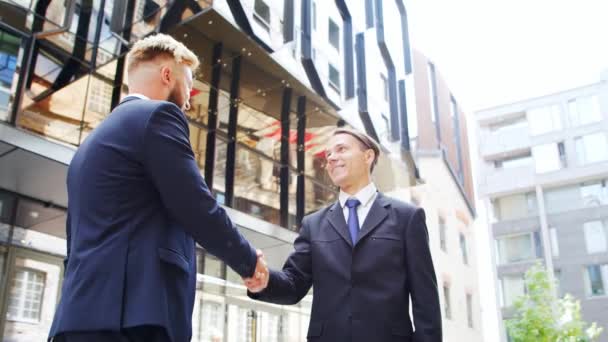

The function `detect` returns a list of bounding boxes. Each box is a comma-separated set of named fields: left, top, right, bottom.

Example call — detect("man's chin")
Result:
left=329, top=176, right=347, bottom=189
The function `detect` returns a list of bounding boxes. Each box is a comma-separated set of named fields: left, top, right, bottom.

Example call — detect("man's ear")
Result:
left=365, top=149, right=375, bottom=166
left=160, top=65, right=172, bottom=85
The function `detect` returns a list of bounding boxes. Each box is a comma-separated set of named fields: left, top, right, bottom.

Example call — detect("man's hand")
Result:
left=243, top=249, right=269, bottom=293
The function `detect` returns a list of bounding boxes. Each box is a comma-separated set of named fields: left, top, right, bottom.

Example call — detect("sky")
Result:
left=406, top=1, right=608, bottom=340
left=407, top=0, right=608, bottom=112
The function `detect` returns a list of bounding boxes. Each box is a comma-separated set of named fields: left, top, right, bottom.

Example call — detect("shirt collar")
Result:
left=339, top=182, right=378, bottom=208
left=125, top=93, right=150, bottom=100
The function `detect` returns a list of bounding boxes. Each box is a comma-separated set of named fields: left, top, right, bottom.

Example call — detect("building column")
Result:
left=535, top=185, right=556, bottom=294
left=279, top=87, right=293, bottom=228
left=225, top=56, right=242, bottom=207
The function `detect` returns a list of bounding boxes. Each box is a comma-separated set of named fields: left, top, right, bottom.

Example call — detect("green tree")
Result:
left=506, top=264, right=603, bottom=342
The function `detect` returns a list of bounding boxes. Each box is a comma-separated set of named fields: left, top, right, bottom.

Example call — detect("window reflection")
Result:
left=0, top=191, right=16, bottom=244
left=233, top=143, right=282, bottom=225
left=188, top=122, right=208, bottom=171
left=0, top=29, right=20, bottom=121
left=13, top=198, right=67, bottom=256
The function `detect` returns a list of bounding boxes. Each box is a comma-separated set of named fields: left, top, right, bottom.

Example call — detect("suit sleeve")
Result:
left=248, top=217, right=313, bottom=305
left=142, top=102, right=257, bottom=278
left=405, top=208, right=442, bottom=342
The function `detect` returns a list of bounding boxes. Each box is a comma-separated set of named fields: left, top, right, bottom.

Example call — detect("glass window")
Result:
left=549, top=227, right=559, bottom=257
left=0, top=30, right=20, bottom=121
left=202, top=253, right=225, bottom=294
left=380, top=74, right=389, bottom=102
left=532, top=142, right=564, bottom=173
left=200, top=301, right=225, bottom=342
left=439, top=216, right=447, bottom=252
left=500, top=274, right=525, bottom=307
left=581, top=180, right=608, bottom=207
left=254, top=0, right=271, bottom=31
left=575, top=132, right=608, bottom=165
left=328, top=64, right=340, bottom=93
left=226, top=305, right=254, bottom=342
left=488, top=114, right=528, bottom=132
left=493, top=192, right=537, bottom=221
left=554, top=269, right=562, bottom=296
left=13, top=198, right=67, bottom=255
left=233, top=144, right=284, bottom=226
left=466, top=293, right=474, bottom=328
left=427, top=62, right=437, bottom=122
left=312, top=1, right=317, bottom=31
left=568, top=95, right=602, bottom=127
left=442, top=283, right=451, bottom=319
left=460, top=233, right=468, bottom=265
left=258, top=311, right=281, bottom=342
left=527, top=105, right=562, bottom=135
left=0, top=191, right=16, bottom=243
left=328, top=19, right=340, bottom=51
left=583, top=221, right=607, bottom=254
left=6, top=268, right=45, bottom=322
left=496, top=232, right=542, bottom=264
left=544, top=184, right=581, bottom=214
left=585, top=264, right=608, bottom=297
left=18, top=72, right=111, bottom=146
left=494, top=152, right=533, bottom=169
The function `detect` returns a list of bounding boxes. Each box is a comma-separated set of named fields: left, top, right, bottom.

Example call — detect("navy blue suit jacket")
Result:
left=49, top=97, right=257, bottom=342
left=249, top=194, right=442, bottom=342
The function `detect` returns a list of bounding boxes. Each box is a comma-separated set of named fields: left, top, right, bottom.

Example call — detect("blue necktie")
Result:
left=345, top=198, right=361, bottom=244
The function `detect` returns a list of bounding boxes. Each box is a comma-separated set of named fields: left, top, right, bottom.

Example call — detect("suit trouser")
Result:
left=52, top=325, right=169, bottom=342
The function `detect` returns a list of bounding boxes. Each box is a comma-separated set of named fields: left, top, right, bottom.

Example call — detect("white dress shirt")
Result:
left=338, top=182, right=378, bottom=229
left=126, top=93, right=150, bottom=100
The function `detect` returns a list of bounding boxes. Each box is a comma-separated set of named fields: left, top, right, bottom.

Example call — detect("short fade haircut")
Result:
left=332, top=128, right=381, bottom=173
left=127, top=33, right=199, bottom=73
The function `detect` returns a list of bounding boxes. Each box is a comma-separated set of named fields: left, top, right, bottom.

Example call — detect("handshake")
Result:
left=243, top=249, right=269, bottom=293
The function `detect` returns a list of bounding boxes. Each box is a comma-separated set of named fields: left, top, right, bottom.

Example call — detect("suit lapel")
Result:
left=327, top=201, right=353, bottom=248
left=357, top=193, right=391, bottom=244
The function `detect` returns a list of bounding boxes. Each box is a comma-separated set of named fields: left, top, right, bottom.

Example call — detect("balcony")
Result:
left=479, top=126, right=531, bottom=159
left=479, top=164, right=536, bottom=197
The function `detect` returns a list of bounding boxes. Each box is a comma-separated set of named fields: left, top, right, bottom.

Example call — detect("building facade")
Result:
left=404, top=50, right=483, bottom=342
left=0, top=0, right=482, bottom=341
left=475, top=73, right=608, bottom=341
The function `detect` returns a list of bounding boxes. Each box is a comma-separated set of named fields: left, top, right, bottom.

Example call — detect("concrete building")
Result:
left=475, top=72, right=608, bottom=341
left=0, top=0, right=482, bottom=341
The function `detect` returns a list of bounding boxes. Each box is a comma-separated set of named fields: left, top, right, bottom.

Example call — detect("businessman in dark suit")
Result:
left=48, top=34, right=268, bottom=342
left=246, top=128, right=442, bottom=342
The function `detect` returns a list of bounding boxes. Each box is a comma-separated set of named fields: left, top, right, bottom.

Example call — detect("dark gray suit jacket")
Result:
left=249, top=193, right=442, bottom=342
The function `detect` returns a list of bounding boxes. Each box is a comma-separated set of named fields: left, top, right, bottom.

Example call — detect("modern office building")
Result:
left=0, top=0, right=482, bottom=341
left=475, top=72, right=608, bottom=341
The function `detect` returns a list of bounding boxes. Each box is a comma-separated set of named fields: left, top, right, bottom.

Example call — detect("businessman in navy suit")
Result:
left=49, top=34, right=268, bottom=342
left=246, top=129, right=442, bottom=342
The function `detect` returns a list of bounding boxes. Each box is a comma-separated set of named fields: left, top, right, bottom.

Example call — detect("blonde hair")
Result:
left=127, top=33, right=199, bottom=72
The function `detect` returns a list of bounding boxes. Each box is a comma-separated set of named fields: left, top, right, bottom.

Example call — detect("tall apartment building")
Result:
left=0, top=0, right=482, bottom=340
left=475, top=72, right=608, bottom=342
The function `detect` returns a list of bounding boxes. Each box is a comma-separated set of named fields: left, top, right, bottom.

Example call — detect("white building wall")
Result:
left=386, top=157, right=484, bottom=342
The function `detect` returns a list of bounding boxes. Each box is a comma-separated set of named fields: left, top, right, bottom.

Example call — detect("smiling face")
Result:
left=324, top=133, right=375, bottom=194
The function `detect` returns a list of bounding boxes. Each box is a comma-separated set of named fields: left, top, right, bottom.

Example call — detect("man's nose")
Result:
left=326, top=154, right=338, bottom=164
